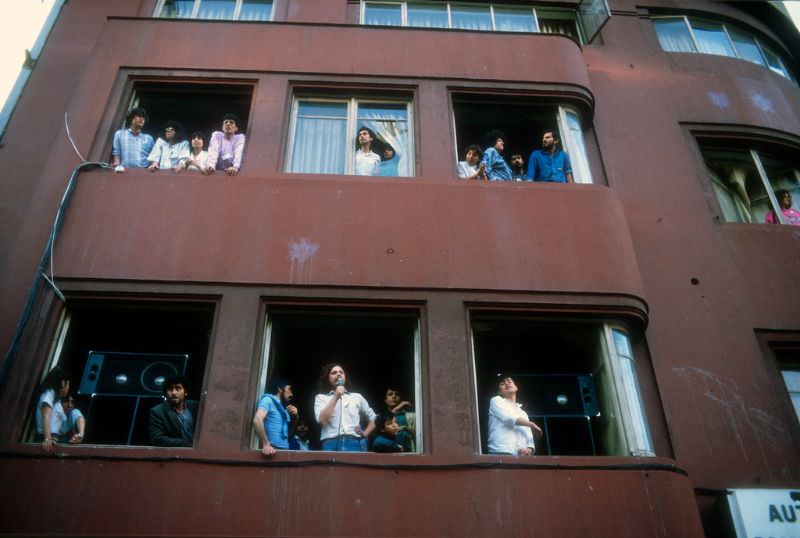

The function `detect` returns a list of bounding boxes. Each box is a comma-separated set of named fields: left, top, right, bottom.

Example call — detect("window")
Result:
left=286, top=95, right=414, bottom=177
left=699, top=139, right=800, bottom=225
left=471, top=313, right=654, bottom=456
left=652, top=16, right=795, bottom=81
left=361, top=2, right=583, bottom=42
left=29, top=300, right=214, bottom=447
left=114, top=81, right=253, bottom=163
left=255, top=305, right=422, bottom=452
left=155, top=0, right=274, bottom=21
left=452, top=94, right=594, bottom=183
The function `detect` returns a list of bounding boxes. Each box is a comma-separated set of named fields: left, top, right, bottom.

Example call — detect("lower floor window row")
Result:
left=31, top=301, right=654, bottom=457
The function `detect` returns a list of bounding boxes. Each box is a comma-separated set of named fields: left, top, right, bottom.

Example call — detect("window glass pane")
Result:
left=357, top=103, right=410, bottom=177
left=563, top=108, right=592, bottom=184
left=701, top=147, right=770, bottom=224
left=407, top=3, right=449, bottom=28
left=240, top=0, right=272, bottom=21
left=364, top=2, right=402, bottom=26
left=493, top=7, right=535, bottom=33
left=196, top=0, right=236, bottom=19
left=783, top=370, right=800, bottom=393
left=761, top=45, right=789, bottom=78
left=653, top=18, right=696, bottom=53
left=690, top=20, right=735, bottom=57
left=291, top=101, right=347, bottom=175
left=159, top=0, right=195, bottom=18
left=728, top=29, right=766, bottom=66
left=612, top=329, right=632, bottom=358
left=450, top=4, right=492, bottom=31
left=537, top=10, right=580, bottom=39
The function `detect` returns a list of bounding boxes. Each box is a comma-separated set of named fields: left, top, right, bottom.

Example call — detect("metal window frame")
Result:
left=286, top=95, right=414, bottom=177
left=361, top=0, right=583, bottom=40
left=750, top=149, right=788, bottom=225
left=154, top=0, right=275, bottom=21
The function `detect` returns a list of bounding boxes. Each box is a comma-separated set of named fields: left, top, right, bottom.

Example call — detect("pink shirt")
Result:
left=206, top=131, right=246, bottom=170
left=765, top=207, right=800, bottom=226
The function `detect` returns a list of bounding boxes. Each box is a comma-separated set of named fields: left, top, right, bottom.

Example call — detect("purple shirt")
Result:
left=206, top=131, right=246, bottom=170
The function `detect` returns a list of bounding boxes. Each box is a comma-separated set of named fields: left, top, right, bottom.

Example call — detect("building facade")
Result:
left=0, top=1, right=798, bottom=536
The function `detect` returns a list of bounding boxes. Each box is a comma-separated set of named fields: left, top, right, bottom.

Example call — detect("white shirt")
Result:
left=50, top=401, right=83, bottom=436
left=457, top=161, right=478, bottom=178
left=355, top=149, right=381, bottom=176
left=184, top=150, right=208, bottom=171
left=35, top=389, right=56, bottom=434
left=314, top=391, right=376, bottom=441
left=487, top=395, right=535, bottom=455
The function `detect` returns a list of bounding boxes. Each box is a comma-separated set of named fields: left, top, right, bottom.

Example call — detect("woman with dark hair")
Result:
left=183, top=131, right=208, bottom=171
left=766, top=189, right=800, bottom=226
left=34, top=366, right=71, bottom=452
left=314, top=363, right=377, bottom=451
left=147, top=120, right=190, bottom=172
left=457, top=144, right=487, bottom=180
left=354, top=126, right=382, bottom=176
left=480, top=130, right=512, bottom=181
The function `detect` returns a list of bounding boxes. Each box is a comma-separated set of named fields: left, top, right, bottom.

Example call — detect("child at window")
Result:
left=371, top=412, right=413, bottom=453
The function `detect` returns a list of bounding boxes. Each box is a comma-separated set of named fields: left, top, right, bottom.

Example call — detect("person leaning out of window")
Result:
left=487, top=375, right=542, bottom=456
left=203, top=113, right=246, bottom=176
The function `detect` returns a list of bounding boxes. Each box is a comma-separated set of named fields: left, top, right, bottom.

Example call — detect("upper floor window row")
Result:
left=652, top=16, right=795, bottom=82
left=361, top=1, right=583, bottom=43
left=155, top=0, right=274, bottom=21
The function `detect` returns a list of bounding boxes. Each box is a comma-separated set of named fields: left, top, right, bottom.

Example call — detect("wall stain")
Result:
left=288, top=239, right=319, bottom=285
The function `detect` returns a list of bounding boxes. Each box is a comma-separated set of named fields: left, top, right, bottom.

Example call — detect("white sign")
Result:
left=728, top=489, right=800, bottom=538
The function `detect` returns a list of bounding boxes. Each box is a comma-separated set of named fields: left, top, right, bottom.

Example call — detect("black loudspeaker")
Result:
left=84, top=395, right=163, bottom=445
left=533, top=416, right=596, bottom=456
left=78, top=351, right=189, bottom=396
left=519, top=374, right=599, bottom=417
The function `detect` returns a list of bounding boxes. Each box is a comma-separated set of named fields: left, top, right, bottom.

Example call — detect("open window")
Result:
left=120, top=80, right=254, bottom=152
left=29, top=300, right=214, bottom=447
left=255, top=305, right=422, bottom=452
left=285, top=92, right=415, bottom=177
left=155, top=0, right=274, bottom=21
left=698, top=138, right=800, bottom=225
left=471, top=312, right=654, bottom=456
left=452, top=93, right=594, bottom=183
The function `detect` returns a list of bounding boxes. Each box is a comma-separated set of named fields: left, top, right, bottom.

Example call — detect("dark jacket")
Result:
left=149, top=400, right=198, bottom=447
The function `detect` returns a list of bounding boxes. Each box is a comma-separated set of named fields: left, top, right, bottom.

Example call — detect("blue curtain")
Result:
left=450, top=5, right=491, bottom=31
left=407, top=3, right=448, bottom=28
left=240, top=0, right=272, bottom=21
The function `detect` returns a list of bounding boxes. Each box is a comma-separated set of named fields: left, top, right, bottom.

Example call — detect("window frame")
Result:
left=285, top=94, right=416, bottom=177
left=253, top=302, right=425, bottom=453
left=651, top=15, right=795, bottom=82
left=360, top=1, right=584, bottom=43
left=153, top=0, right=275, bottom=21
left=468, top=311, right=655, bottom=457
left=450, top=94, right=595, bottom=184
left=696, top=135, right=800, bottom=226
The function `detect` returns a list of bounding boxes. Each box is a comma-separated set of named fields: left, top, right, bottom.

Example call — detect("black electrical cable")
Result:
left=0, top=161, right=109, bottom=392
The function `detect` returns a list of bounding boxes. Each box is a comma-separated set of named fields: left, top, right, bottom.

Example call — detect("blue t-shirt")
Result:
left=257, top=394, right=290, bottom=449
left=527, top=149, right=572, bottom=183
left=481, top=147, right=512, bottom=181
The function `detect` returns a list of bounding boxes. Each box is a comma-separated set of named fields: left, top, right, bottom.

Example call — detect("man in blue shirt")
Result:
left=253, top=378, right=298, bottom=457
left=527, top=130, right=574, bottom=183
left=111, top=107, right=155, bottom=171
left=481, top=130, right=513, bottom=181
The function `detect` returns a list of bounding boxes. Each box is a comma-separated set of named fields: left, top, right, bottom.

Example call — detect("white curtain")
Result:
left=562, top=108, right=592, bottom=184
left=197, top=0, right=236, bottom=19
left=494, top=8, right=535, bottom=33
left=364, top=3, right=402, bottom=25
left=407, top=4, right=448, bottom=28
left=161, top=0, right=195, bottom=17
left=653, top=18, right=696, bottom=52
left=240, top=0, right=272, bottom=21
left=358, top=104, right=410, bottom=177
left=450, top=6, right=492, bottom=31
left=692, top=22, right=735, bottom=57
left=291, top=102, right=347, bottom=174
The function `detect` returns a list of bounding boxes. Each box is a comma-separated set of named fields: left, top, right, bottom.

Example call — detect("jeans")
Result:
left=321, top=435, right=366, bottom=452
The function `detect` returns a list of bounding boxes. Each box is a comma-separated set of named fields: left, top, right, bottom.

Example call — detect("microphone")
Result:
left=336, top=377, right=345, bottom=387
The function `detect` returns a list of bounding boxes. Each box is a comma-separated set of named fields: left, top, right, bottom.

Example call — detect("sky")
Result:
left=0, top=1, right=799, bottom=113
